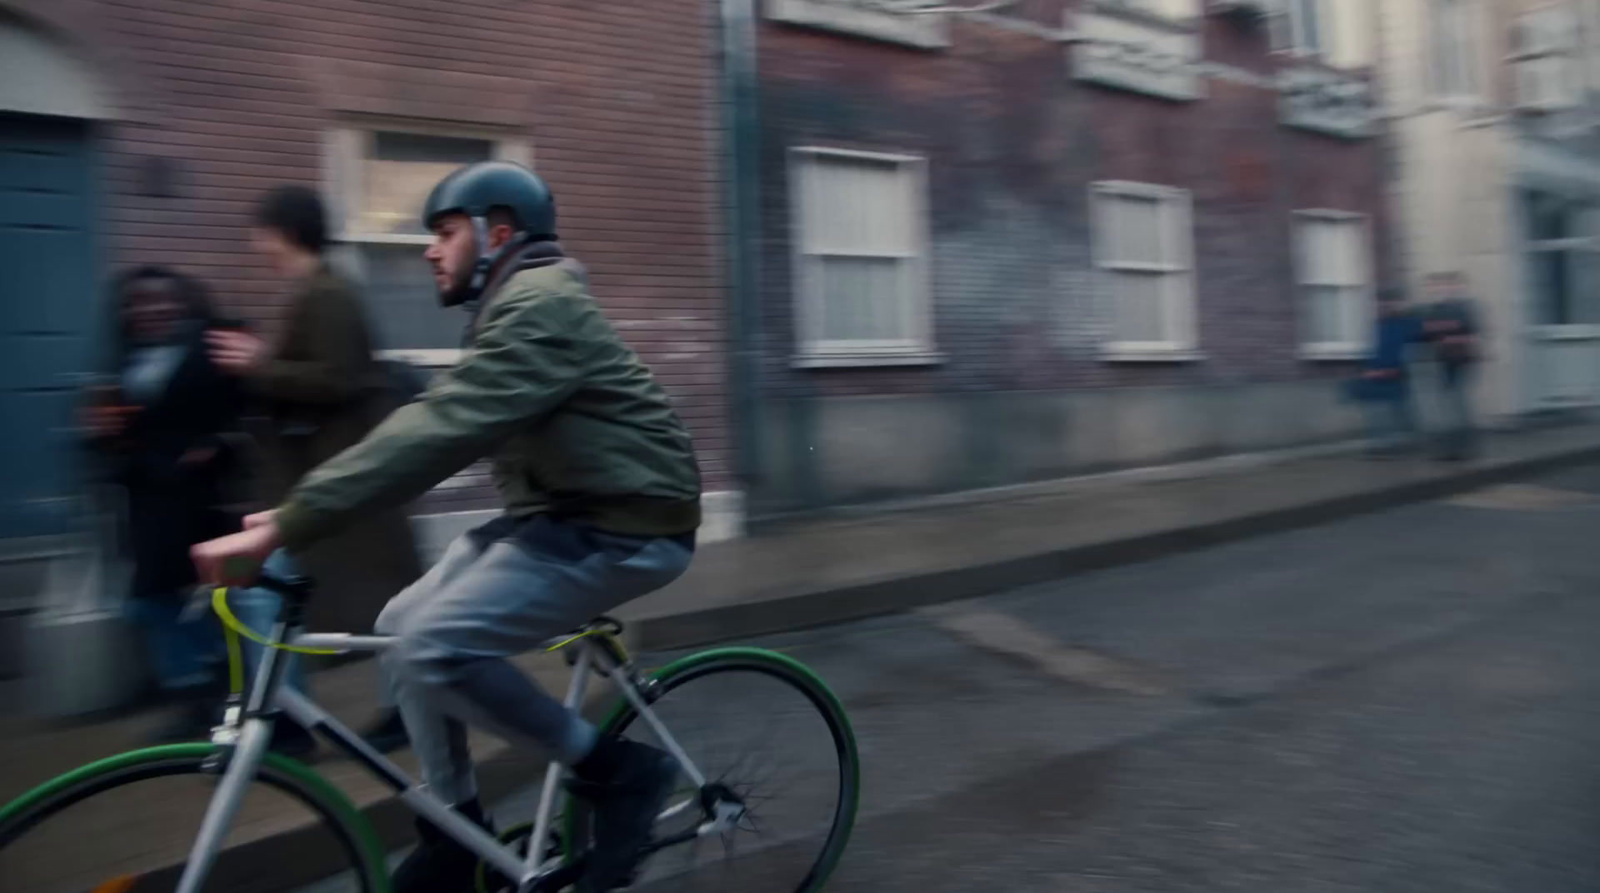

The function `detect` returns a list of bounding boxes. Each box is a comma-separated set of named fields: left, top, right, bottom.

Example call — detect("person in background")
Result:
left=1360, top=288, right=1424, bottom=458
left=1423, top=272, right=1483, bottom=462
left=207, top=185, right=424, bottom=754
left=85, top=267, right=239, bottom=742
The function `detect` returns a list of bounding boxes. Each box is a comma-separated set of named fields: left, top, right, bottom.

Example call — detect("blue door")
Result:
left=0, top=114, right=97, bottom=539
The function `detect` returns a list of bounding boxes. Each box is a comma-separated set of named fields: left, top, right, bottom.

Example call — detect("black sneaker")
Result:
left=360, top=708, right=411, bottom=754
left=392, top=799, right=493, bottom=893
left=571, top=738, right=679, bottom=893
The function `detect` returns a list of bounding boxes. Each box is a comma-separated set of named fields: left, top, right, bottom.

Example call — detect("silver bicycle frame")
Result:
left=173, top=625, right=711, bottom=893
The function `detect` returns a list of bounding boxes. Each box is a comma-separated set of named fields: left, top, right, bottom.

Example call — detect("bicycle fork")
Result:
left=174, top=612, right=298, bottom=893
left=174, top=716, right=274, bottom=893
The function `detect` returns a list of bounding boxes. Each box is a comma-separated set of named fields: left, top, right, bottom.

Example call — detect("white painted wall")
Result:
left=1380, top=0, right=1523, bottom=423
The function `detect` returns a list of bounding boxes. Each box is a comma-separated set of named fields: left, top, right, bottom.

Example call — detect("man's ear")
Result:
left=487, top=222, right=519, bottom=251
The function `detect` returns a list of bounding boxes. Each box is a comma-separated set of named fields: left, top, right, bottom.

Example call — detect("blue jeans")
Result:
left=375, top=516, right=694, bottom=804
left=228, top=549, right=308, bottom=695
left=127, top=593, right=225, bottom=693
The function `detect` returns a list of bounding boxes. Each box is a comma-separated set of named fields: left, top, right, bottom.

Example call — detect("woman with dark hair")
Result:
left=85, top=266, right=241, bottom=740
left=207, top=185, right=424, bottom=753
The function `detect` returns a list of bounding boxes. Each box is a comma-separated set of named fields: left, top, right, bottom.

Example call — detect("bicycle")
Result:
left=0, top=571, right=860, bottom=893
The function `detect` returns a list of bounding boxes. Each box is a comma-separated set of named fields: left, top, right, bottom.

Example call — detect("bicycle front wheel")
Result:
left=568, top=647, right=860, bottom=893
left=0, top=743, right=389, bottom=893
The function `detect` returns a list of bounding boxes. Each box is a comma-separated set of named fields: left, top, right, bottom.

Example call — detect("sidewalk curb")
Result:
left=626, top=442, right=1600, bottom=653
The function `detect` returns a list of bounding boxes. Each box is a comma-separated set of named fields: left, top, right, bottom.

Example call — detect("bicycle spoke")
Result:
left=574, top=654, right=857, bottom=893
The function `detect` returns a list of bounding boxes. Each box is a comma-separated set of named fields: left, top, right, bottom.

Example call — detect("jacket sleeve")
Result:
left=250, top=282, right=372, bottom=406
left=273, top=284, right=584, bottom=552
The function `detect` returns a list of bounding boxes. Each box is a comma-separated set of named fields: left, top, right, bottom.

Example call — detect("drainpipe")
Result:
left=720, top=0, right=764, bottom=513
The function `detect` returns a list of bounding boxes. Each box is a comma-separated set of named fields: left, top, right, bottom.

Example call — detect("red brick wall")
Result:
left=15, top=0, right=729, bottom=509
left=756, top=0, right=1388, bottom=399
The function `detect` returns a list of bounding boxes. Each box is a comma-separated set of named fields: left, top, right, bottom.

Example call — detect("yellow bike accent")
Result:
left=544, top=626, right=622, bottom=656
left=211, top=588, right=646, bottom=693
left=212, top=587, right=339, bottom=695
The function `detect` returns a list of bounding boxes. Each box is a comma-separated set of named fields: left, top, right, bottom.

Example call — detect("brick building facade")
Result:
left=745, top=0, right=1389, bottom=517
left=0, top=0, right=735, bottom=547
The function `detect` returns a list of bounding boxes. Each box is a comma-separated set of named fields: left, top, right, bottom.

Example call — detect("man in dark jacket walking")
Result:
left=207, top=186, right=424, bottom=752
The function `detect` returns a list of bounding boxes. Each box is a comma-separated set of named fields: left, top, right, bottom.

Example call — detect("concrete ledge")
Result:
left=624, top=433, right=1600, bottom=652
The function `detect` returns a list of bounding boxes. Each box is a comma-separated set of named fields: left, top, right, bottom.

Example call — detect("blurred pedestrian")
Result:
left=208, top=185, right=424, bottom=753
left=1355, top=289, right=1423, bottom=457
left=85, top=267, right=239, bottom=741
left=1423, top=272, right=1482, bottom=462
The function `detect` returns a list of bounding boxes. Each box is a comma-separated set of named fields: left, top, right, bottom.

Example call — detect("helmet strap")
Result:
left=466, top=215, right=530, bottom=301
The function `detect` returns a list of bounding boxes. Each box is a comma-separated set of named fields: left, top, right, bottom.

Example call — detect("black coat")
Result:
left=96, top=324, right=243, bottom=599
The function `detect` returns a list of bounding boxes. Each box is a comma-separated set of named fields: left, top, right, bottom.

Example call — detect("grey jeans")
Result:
left=375, top=515, right=694, bottom=805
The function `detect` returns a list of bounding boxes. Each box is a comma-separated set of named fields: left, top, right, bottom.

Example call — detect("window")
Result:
left=1094, top=0, right=1200, bottom=21
left=1272, top=0, right=1374, bottom=69
left=1091, top=182, right=1197, bottom=357
left=325, top=127, right=531, bottom=364
left=1511, top=6, right=1581, bottom=113
left=1274, top=0, right=1322, bottom=55
left=765, top=0, right=948, bottom=50
left=1431, top=0, right=1484, bottom=102
left=1294, top=211, right=1373, bottom=356
left=1524, top=190, right=1600, bottom=327
left=789, top=147, right=936, bottom=365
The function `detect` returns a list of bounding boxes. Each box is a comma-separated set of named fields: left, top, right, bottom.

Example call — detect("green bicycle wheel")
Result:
left=0, top=743, right=390, bottom=893
left=563, top=647, right=860, bottom=893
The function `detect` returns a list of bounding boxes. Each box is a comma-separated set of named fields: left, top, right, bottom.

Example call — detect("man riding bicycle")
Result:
left=192, top=161, right=701, bottom=893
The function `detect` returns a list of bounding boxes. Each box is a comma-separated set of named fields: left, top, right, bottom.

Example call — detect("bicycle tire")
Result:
left=566, top=647, right=860, bottom=893
left=0, top=742, right=391, bottom=893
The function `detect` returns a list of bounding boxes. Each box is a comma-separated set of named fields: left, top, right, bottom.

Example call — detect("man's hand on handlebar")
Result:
left=192, top=510, right=283, bottom=587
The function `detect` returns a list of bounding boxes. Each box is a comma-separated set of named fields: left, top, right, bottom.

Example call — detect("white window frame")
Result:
left=1293, top=209, right=1374, bottom=360
left=1524, top=188, right=1600, bottom=335
left=788, top=146, right=940, bottom=368
left=765, top=0, right=949, bottom=50
left=1429, top=0, right=1485, bottom=105
left=1090, top=181, right=1199, bottom=360
left=324, top=122, right=532, bottom=367
left=1092, top=0, right=1202, bottom=24
left=1270, top=0, right=1374, bottom=70
left=1509, top=4, right=1583, bottom=113
left=1271, top=0, right=1325, bottom=57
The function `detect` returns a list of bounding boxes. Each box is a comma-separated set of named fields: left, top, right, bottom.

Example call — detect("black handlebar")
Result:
left=254, top=569, right=315, bottom=602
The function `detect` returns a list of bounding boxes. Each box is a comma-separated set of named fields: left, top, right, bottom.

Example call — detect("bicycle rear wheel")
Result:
left=0, top=743, right=388, bottom=893
left=566, top=647, right=860, bottom=893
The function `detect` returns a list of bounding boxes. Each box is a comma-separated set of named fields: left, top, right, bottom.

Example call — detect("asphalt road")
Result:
left=307, top=464, right=1600, bottom=893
